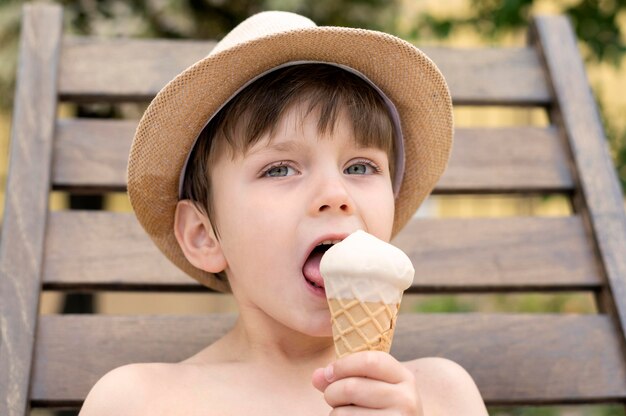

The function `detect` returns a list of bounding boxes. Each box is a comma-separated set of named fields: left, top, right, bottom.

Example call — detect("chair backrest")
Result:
left=1, top=3, right=626, bottom=414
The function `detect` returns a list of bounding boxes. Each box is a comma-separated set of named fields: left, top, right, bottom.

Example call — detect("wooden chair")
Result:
left=2, top=3, right=625, bottom=414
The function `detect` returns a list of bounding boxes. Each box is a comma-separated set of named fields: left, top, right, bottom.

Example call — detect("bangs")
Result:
left=209, top=63, right=395, bottom=176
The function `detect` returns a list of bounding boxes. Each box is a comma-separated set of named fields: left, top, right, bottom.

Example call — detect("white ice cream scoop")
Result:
left=320, top=230, right=414, bottom=304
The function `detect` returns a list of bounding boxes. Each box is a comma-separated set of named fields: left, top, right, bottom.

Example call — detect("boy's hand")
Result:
left=312, top=351, right=423, bottom=415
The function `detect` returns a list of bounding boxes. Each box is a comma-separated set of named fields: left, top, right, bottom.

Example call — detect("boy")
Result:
left=80, top=11, right=488, bottom=415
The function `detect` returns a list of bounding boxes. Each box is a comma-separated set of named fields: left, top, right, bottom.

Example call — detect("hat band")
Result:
left=178, top=60, right=406, bottom=198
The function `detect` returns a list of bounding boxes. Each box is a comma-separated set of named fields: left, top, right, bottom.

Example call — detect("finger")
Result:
left=329, top=351, right=410, bottom=385
left=312, top=365, right=338, bottom=392
left=312, top=367, right=329, bottom=392
left=324, top=376, right=396, bottom=409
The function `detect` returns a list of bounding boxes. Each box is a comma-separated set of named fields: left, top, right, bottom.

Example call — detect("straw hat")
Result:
left=127, top=11, right=453, bottom=292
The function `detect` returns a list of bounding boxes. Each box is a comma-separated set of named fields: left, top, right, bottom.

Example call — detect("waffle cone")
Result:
left=328, top=298, right=400, bottom=358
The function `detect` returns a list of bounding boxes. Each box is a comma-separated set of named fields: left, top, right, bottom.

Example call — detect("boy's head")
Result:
left=180, top=63, right=396, bottom=239
left=127, top=11, right=453, bottom=292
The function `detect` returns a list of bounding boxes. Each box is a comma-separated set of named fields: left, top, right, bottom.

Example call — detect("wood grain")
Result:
left=52, top=118, right=134, bottom=192
left=43, top=212, right=601, bottom=291
left=59, top=37, right=217, bottom=102
left=422, top=47, right=550, bottom=105
left=58, top=37, right=550, bottom=105
left=438, top=126, right=573, bottom=192
left=0, top=4, right=63, bottom=416
left=395, top=215, right=600, bottom=292
left=52, top=119, right=573, bottom=193
left=30, top=313, right=626, bottom=407
left=532, top=16, right=626, bottom=356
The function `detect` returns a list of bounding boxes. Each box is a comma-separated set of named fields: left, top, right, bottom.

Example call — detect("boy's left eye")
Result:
left=344, top=161, right=380, bottom=175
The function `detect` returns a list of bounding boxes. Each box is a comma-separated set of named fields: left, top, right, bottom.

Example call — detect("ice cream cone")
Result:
left=320, top=230, right=414, bottom=358
left=328, top=297, right=400, bottom=357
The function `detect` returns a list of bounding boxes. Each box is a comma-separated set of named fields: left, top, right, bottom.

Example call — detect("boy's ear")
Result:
left=173, top=200, right=227, bottom=274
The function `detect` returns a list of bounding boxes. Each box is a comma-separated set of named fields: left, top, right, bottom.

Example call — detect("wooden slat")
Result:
left=43, top=211, right=601, bottom=291
left=31, top=313, right=626, bottom=406
left=58, top=37, right=551, bottom=105
left=52, top=119, right=574, bottom=193
left=43, top=211, right=187, bottom=290
left=422, top=47, right=551, bottom=105
left=438, top=126, right=573, bottom=192
left=393, top=314, right=626, bottom=405
left=532, top=16, right=626, bottom=351
left=59, top=37, right=216, bottom=102
left=0, top=5, right=63, bottom=416
left=394, top=215, right=600, bottom=291
left=53, top=118, right=134, bottom=192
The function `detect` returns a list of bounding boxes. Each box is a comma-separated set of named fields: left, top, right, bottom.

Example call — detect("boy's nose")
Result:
left=310, top=174, right=355, bottom=216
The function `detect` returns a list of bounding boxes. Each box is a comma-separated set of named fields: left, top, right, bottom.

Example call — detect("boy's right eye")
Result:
left=263, top=162, right=297, bottom=177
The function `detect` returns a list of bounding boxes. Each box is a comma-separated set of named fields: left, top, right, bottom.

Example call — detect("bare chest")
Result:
left=141, top=366, right=330, bottom=416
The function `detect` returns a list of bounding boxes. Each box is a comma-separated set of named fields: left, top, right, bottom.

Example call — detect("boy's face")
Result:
left=209, top=103, right=395, bottom=337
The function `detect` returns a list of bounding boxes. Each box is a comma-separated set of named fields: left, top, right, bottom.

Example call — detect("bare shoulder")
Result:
left=78, top=363, right=175, bottom=416
left=78, top=360, right=252, bottom=416
left=403, top=357, right=488, bottom=415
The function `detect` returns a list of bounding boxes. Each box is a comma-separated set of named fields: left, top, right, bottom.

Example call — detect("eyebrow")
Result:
left=248, top=140, right=303, bottom=156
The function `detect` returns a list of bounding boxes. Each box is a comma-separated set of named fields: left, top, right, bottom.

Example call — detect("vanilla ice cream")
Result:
left=320, top=230, right=414, bottom=357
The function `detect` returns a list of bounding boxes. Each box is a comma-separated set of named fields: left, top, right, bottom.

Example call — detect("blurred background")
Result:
left=1, top=0, right=625, bottom=415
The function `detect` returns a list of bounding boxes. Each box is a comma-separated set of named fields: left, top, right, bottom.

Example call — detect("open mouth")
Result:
left=302, top=240, right=340, bottom=290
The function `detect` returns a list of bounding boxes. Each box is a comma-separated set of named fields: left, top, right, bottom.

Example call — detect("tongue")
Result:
left=303, top=250, right=325, bottom=288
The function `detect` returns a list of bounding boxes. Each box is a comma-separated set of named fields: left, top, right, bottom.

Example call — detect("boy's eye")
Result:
left=344, top=161, right=380, bottom=175
left=264, top=164, right=296, bottom=177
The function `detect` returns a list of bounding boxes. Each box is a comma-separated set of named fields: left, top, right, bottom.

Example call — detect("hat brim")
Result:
left=127, top=26, right=453, bottom=292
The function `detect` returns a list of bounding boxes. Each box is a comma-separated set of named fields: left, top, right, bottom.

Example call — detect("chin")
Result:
left=309, top=327, right=333, bottom=338
left=295, top=317, right=333, bottom=338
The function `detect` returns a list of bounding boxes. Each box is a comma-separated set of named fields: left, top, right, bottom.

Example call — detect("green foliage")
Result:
left=417, top=0, right=626, bottom=64
left=411, top=292, right=596, bottom=314
left=565, top=0, right=626, bottom=65
left=53, top=0, right=396, bottom=38
left=413, top=295, right=476, bottom=313
left=0, top=0, right=399, bottom=110
left=489, top=406, right=559, bottom=416
left=266, top=0, right=396, bottom=31
left=488, top=405, right=625, bottom=416
left=597, top=86, right=626, bottom=193
left=416, top=0, right=626, bottom=194
left=0, top=0, right=21, bottom=110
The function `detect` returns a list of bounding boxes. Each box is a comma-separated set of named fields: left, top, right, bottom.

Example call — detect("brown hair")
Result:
left=181, top=63, right=395, bottom=234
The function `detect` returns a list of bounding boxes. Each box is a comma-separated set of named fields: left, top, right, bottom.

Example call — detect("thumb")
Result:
left=311, top=366, right=332, bottom=392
